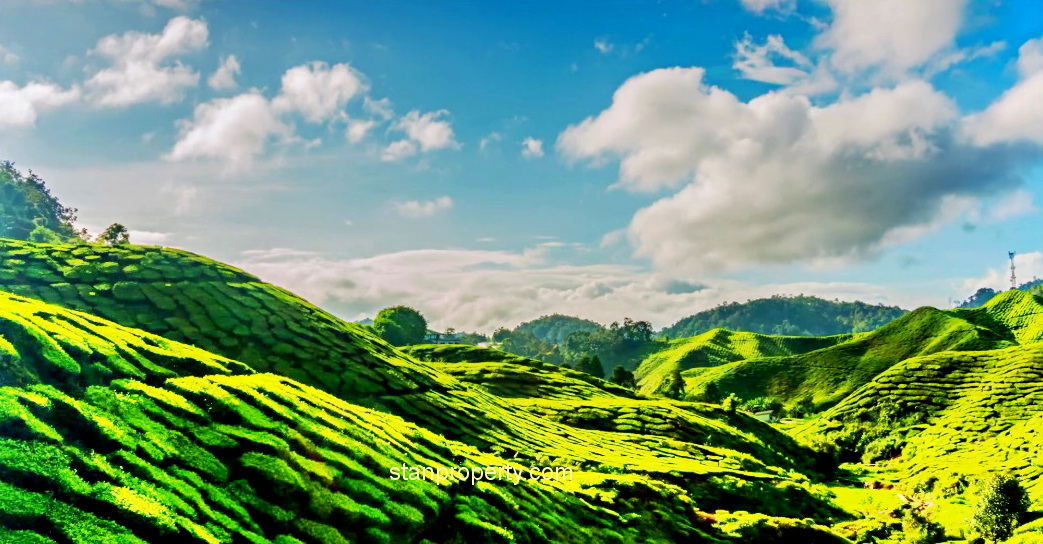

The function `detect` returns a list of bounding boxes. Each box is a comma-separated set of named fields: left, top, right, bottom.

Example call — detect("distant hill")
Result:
left=512, top=314, right=603, bottom=344
left=957, top=278, right=1043, bottom=308
left=634, top=329, right=855, bottom=397
left=684, top=290, right=1043, bottom=411
left=662, top=295, right=907, bottom=339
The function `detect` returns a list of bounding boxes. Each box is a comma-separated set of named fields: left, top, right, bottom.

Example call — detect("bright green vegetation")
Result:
left=0, top=240, right=859, bottom=542
left=402, top=344, right=635, bottom=400
left=634, top=329, right=854, bottom=397
left=662, top=295, right=907, bottom=339
left=0, top=239, right=453, bottom=400
left=683, top=292, right=1043, bottom=411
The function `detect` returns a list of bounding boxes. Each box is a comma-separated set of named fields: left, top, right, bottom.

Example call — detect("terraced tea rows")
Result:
left=0, top=271, right=849, bottom=543
left=682, top=293, right=1040, bottom=409
left=798, top=341, right=1043, bottom=497
left=634, top=329, right=854, bottom=397
left=0, top=239, right=452, bottom=400
left=403, top=344, right=635, bottom=400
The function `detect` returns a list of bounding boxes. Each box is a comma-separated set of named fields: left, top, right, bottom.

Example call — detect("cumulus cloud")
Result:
left=345, top=118, right=376, bottom=143
left=381, top=139, right=418, bottom=162
left=271, top=61, right=366, bottom=123
left=559, top=67, right=1033, bottom=273
left=738, top=0, right=796, bottom=15
left=207, top=54, right=240, bottom=90
left=232, top=245, right=915, bottom=332
left=734, top=33, right=812, bottom=85
left=963, top=38, right=1043, bottom=146
left=960, top=251, right=1043, bottom=294
left=86, top=16, right=208, bottom=107
left=392, top=196, right=453, bottom=218
left=594, top=38, right=614, bottom=54
left=521, top=137, right=544, bottom=158
left=393, top=109, right=460, bottom=152
left=363, top=96, right=394, bottom=120
left=0, top=81, right=81, bottom=128
left=815, top=0, right=968, bottom=77
left=165, top=91, right=292, bottom=169
left=480, top=132, right=502, bottom=151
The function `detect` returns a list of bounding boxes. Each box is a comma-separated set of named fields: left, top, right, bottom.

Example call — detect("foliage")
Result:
left=0, top=161, right=82, bottom=243
left=372, top=306, right=427, bottom=346
left=512, top=314, right=602, bottom=344
left=574, top=354, right=604, bottom=379
left=608, top=365, right=635, bottom=389
left=662, top=294, right=907, bottom=339
left=97, top=223, right=130, bottom=246
left=971, top=474, right=1030, bottom=542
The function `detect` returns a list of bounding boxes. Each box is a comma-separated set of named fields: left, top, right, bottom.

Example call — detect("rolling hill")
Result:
left=0, top=239, right=855, bottom=543
left=633, top=329, right=855, bottom=397
left=682, top=291, right=1043, bottom=411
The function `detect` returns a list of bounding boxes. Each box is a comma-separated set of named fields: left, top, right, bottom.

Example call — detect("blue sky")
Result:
left=2, top=0, right=1043, bottom=332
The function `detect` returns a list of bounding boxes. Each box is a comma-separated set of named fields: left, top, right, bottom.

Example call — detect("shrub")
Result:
left=971, top=474, right=1030, bottom=542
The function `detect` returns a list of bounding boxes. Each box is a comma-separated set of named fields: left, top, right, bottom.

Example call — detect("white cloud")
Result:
left=232, top=245, right=920, bottom=332
left=128, top=230, right=172, bottom=245
left=271, top=61, right=366, bottom=123
left=207, top=54, right=241, bottom=90
left=363, top=96, right=393, bottom=120
left=0, top=45, right=19, bottom=65
left=594, top=38, right=614, bottom=54
left=393, top=109, right=460, bottom=152
left=986, top=190, right=1035, bottom=223
left=86, top=16, right=208, bottom=107
left=480, top=132, right=502, bottom=151
left=345, top=118, right=376, bottom=143
left=559, top=67, right=1032, bottom=273
left=1017, top=38, right=1043, bottom=79
left=0, top=81, right=81, bottom=128
left=734, top=34, right=812, bottom=85
left=381, top=139, right=418, bottom=162
left=925, top=41, right=1006, bottom=77
left=960, top=251, right=1043, bottom=293
left=521, top=137, right=544, bottom=158
left=962, top=38, right=1043, bottom=146
left=815, top=0, right=968, bottom=77
left=392, top=196, right=453, bottom=218
left=165, top=91, right=293, bottom=169
left=738, top=0, right=796, bottom=15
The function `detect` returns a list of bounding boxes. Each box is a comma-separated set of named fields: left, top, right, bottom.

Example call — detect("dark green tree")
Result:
left=97, top=223, right=130, bottom=246
left=971, top=474, right=1030, bottom=542
left=575, top=355, right=604, bottom=379
left=373, top=306, right=428, bottom=347
left=491, top=327, right=511, bottom=343
left=664, top=369, right=685, bottom=400
left=608, top=365, right=635, bottom=389
left=0, top=161, right=82, bottom=242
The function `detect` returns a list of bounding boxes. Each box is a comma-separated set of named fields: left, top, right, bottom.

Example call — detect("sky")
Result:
left=2, top=0, right=1043, bottom=333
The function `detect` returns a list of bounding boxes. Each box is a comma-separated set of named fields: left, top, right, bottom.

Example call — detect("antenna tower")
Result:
left=1010, top=251, right=1017, bottom=290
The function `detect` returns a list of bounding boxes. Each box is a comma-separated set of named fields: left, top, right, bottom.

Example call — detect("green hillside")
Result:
left=402, top=344, right=636, bottom=400
left=633, top=329, right=854, bottom=397
left=0, top=240, right=862, bottom=542
left=797, top=340, right=1043, bottom=501
left=682, top=293, right=1042, bottom=411
left=662, top=295, right=907, bottom=339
